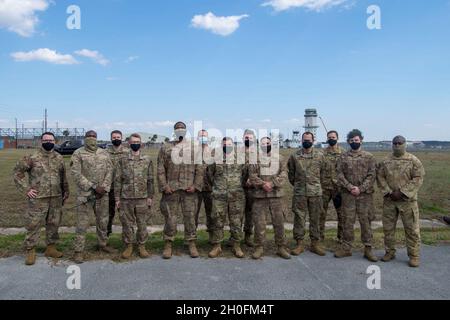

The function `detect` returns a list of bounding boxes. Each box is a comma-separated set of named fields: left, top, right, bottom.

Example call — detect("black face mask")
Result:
left=42, top=142, right=54, bottom=152
left=350, top=142, right=361, bottom=150
left=302, top=141, right=313, bottom=149
left=261, top=145, right=272, bottom=154
left=130, top=144, right=141, bottom=152
left=112, top=139, right=122, bottom=147
left=328, top=139, right=338, bottom=147
left=244, top=140, right=254, bottom=148
left=223, top=146, right=233, bottom=155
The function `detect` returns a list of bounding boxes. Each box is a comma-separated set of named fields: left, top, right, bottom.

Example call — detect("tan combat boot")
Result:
left=252, top=246, right=264, bottom=260
left=245, top=233, right=255, bottom=247
left=310, top=241, right=326, bottom=256
left=121, top=244, right=133, bottom=259
left=73, top=252, right=84, bottom=264
left=291, top=240, right=305, bottom=256
left=334, top=247, right=352, bottom=258
left=364, top=246, right=379, bottom=262
left=138, top=245, right=151, bottom=259
left=45, top=244, right=63, bottom=259
left=232, top=242, right=245, bottom=259
left=208, top=244, right=222, bottom=258
left=381, top=250, right=396, bottom=262
left=409, top=257, right=420, bottom=268
left=162, top=241, right=173, bottom=260
left=277, top=246, right=291, bottom=260
left=25, top=249, right=36, bottom=266
left=188, top=241, right=199, bottom=258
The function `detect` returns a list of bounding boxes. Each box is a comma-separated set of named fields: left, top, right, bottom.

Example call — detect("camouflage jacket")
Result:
left=200, top=146, right=213, bottom=192
left=243, top=146, right=258, bottom=190
left=107, top=144, right=129, bottom=188
left=208, top=154, right=246, bottom=200
left=249, top=154, right=287, bottom=199
left=13, top=148, right=69, bottom=199
left=377, top=152, right=425, bottom=201
left=337, top=150, right=376, bottom=194
left=157, top=141, right=204, bottom=193
left=288, top=148, right=325, bottom=197
left=70, top=147, right=113, bottom=197
left=114, top=151, right=155, bottom=200
left=322, top=146, right=345, bottom=191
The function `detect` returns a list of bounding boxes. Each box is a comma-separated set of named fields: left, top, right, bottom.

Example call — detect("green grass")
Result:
left=1, top=149, right=449, bottom=228
left=1, top=228, right=450, bottom=262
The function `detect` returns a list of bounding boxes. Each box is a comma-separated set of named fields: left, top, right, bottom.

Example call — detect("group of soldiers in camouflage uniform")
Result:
left=13, top=123, right=425, bottom=268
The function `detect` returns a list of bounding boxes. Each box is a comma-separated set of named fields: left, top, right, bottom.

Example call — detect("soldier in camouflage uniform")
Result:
left=208, top=137, right=247, bottom=259
left=195, top=129, right=214, bottom=243
left=157, top=122, right=204, bottom=259
left=288, top=132, right=327, bottom=257
left=115, top=134, right=154, bottom=260
left=13, top=132, right=69, bottom=266
left=335, top=129, right=378, bottom=262
left=71, top=130, right=116, bottom=264
left=248, top=137, right=291, bottom=260
left=377, top=135, right=425, bottom=268
left=242, top=129, right=257, bottom=247
left=107, top=130, right=129, bottom=236
left=320, top=130, right=345, bottom=242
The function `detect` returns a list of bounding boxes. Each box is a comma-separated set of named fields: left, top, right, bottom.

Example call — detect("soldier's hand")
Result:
left=116, top=201, right=121, bottom=210
left=147, top=198, right=153, bottom=208
left=164, top=186, right=173, bottom=195
left=390, top=190, right=404, bottom=201
left=27, top=189, right=38, bottom=199
left=263, top=182, right=273, bottom=193
left=246, top=179, right=252, bottom=188
left=186, top=186, right=196, bottom=194
left=63, top=192, right=70, bottom=205
left=95, top=186, right=106, bottom=195
left=351, top=187, right=361, bottom=197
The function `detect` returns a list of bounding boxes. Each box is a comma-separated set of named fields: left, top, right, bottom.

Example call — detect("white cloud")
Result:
left=125, top=56, right=139, bottom=63
left=191, top=12, right=249, bottom=36
left=0, top=0, right=49, bottom=37
left=11, top=48, right=79, bottom=65
left=262, top=0, right=349, bottom=12
left=75, top=49, right=110, bottom=66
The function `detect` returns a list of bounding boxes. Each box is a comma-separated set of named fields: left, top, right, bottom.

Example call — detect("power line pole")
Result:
left=44, top=108, right=48, bottom=132
left=15, top=118, right=18, bottom=149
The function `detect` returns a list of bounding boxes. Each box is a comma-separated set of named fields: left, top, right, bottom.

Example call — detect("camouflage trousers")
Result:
left=211, top=193, right=245, bottom=244
left=108, top=189, right=117, bottom=234
left=320, top=188, right=343, bottom=241
left=195, top=191, right=213, bottom=232
left=243, top=190, right=254, bottom=236
left=160, top=191, right=198, bottom=242
left=74, top=195, right=109, bottom=253
left=253, top=197, right=287, bottom=247
left=24, top=197, right=62, bottom=250
left=341, top=193, right=374, bottom=251
left=292, top=195, right=323, bottom=241
left=383, top=199, right=421, bottom=258
left=120, top=199, right=149, bottom=245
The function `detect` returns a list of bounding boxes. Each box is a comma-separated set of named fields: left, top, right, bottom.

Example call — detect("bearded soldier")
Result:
left=71, top=130, right=115, bottom=264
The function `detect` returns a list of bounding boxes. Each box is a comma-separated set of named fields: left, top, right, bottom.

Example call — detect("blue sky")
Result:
left=0, top=0, right=449, bottom=141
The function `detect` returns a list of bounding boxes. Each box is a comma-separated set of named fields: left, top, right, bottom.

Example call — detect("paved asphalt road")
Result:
left=1, top=245, right=449, bottom=300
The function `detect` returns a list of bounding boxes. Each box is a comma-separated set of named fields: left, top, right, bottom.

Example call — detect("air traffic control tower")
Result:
left=303, top=108, right=319, bottom=138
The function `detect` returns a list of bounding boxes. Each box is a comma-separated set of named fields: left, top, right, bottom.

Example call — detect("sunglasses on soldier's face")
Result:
left=393, top=142, right=404, bottom=146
